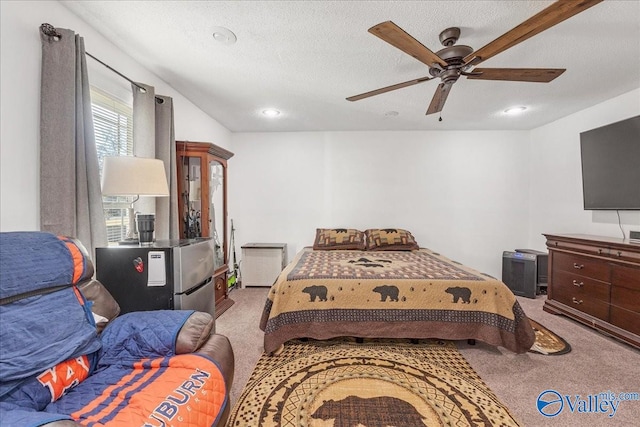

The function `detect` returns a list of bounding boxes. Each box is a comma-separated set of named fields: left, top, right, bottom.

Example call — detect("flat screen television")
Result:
left=579, top=115, right=640, bottom=210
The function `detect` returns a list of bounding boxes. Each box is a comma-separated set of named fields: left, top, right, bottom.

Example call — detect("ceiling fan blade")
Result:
left=369, top=21, right=448, bottom=68
left=466, top=68, right=566, bottom=82
left=346, top=76, right=434, bottom=101
left=426, top=82, right=453, bottom=115
left=463, top=0, right=603, bottom=66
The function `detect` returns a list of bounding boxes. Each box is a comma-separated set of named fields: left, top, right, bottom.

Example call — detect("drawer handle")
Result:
left=572, top=280, right=584, bottom=287
left=616, top=251, right=622, bottom=257
left=598, top=248, right=603, bottom=254
left=573, top=263, right=584, bottom=269
left=572, top=297, right=583, bottom=305
left=216, top=282, right=222, bottom=290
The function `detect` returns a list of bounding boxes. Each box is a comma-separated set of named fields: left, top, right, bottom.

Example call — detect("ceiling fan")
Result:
left=347, top=0, right=603, bottom=116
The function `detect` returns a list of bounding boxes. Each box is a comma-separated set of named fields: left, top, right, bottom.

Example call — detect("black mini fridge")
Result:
left=95, top=238, right=216, bottom=318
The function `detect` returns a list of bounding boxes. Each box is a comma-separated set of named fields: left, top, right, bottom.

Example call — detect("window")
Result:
left=91, top=87, right=134, bottom=243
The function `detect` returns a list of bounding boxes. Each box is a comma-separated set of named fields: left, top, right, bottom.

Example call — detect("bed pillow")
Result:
left=365, top=228, right=419, bottom=251
left=313, top=228, right=366, bottom=250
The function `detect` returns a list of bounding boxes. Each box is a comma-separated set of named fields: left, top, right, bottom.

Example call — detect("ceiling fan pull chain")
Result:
left=439, top=115, right=443, bottom=122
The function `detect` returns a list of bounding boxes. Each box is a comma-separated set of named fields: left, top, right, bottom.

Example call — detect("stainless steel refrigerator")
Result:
left=95, top=238, right=216, bottom=318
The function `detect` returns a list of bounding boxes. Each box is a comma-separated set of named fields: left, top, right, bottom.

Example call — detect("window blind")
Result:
left=90, top=87, right=134, bottom=243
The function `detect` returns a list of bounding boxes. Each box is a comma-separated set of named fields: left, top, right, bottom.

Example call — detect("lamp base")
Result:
left=118, top=238, right=140, bottom=246
left=125, top=206, right=138, bottom=241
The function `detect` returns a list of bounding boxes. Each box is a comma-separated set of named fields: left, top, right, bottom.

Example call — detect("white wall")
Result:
left=0, top=1, right=231, bottom=231
left=229, top=130, right=531, bottom=278
left=2, top=1, right=638, bottom=279
left=528, top=89, right=640, bottom=250
left=228, top=90, right=639, bottom=279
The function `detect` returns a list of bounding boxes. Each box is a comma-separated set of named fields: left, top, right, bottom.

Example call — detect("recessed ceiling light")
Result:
left=504, top=106, right=527, bottom=115
left=262, top=108, right=281, bottom=118
left=211, top=26, right=237, bottom=45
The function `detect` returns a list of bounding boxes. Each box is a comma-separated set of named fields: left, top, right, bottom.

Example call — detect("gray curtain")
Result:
left=40, top=25, right=107, bottom=256
left=155, top=95, right=179, bottom=240
left=132, top=83, right=156, bottom=218
left=132, top=84, right=179, bottom=240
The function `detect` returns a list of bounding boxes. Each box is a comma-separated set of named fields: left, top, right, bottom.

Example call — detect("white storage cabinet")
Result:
left=241, top=243, right=287, bottom=287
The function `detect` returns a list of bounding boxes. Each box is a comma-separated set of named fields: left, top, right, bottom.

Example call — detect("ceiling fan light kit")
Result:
left=347, top=0, right=603, bottom=117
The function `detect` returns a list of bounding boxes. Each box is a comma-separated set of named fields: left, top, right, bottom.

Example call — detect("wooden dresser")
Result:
left=543, top=234, right=640, bottom=349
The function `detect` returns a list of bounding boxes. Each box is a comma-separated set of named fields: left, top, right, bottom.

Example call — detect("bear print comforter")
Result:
left=260, top=247, right=535, bottom=353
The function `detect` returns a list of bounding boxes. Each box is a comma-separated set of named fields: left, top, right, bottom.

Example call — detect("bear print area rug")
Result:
left=226, top=338, right=522, bottom=427
left=528, top=319, right=571, bottom=356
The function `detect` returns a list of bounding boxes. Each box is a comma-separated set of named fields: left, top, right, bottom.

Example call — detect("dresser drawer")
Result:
left=553, top=252, right=610, bottom=282
left=611, top=285, right=640, bottom=314
left=547, top=238, right=609, bottom=257
left=553, top=271, right=611, bottom=304
left=607, top=248, right=640, bottom=264
left=612, top=264, right=640, bottom=290
left=553, top=279, right=610, bottom=321
left=610, top=307, right=640, bottom=335
left=553, top=270, right=610, bottom=302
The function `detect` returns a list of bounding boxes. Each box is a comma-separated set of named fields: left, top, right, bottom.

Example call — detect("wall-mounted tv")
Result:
left=580, top=115, right=640, bottom=210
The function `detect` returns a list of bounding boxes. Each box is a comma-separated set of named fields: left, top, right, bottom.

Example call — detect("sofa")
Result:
left=0, top=232, right=234, bottom=426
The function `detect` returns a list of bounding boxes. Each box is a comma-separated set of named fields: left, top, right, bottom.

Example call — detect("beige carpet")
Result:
left=218, top=288, right=640, bottom=427
left=226, top=338, right=522, bottom=427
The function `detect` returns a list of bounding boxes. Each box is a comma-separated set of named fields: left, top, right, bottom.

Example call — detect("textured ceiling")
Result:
left=62, top=1, right=640, bottom=132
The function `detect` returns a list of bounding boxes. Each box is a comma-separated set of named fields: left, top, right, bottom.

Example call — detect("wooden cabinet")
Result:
left=544, top=234, right=640, bottom=349
left=176, top=141, right=234, bottom=317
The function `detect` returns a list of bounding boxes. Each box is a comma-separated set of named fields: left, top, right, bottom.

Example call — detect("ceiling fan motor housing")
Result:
left=429, top=44, right=474, bottom=78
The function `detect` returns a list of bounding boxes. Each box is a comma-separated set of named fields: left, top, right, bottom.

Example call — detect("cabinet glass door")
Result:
left=183, top=156, right=202, bottom=238
left=209, top=160, right=225, bottom=267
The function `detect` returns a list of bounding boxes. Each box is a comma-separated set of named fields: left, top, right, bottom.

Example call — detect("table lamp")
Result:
left=101, top=156, right=170, bottom=244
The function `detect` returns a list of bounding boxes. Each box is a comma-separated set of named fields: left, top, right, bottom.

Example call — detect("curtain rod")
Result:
left=40, top=23, right=147, bottom=94
left=84, top=52, right=147, bottom=93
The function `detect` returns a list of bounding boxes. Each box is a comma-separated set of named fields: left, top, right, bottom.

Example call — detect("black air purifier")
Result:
left=502, top=251, right=538, bottom=298
left=515, top=248, right=548, bottom=286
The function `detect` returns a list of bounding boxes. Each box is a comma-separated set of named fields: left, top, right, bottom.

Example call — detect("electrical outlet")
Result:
left=630, top=230, right=640, bottom=243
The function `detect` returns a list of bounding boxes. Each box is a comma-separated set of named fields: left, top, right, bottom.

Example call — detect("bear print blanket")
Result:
left=260, top=247, right=535, bottom=353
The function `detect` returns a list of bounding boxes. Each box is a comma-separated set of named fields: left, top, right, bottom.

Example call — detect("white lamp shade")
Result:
left=101, top=156, right=170, bottom=197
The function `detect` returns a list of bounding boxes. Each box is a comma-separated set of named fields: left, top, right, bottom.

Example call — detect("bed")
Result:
left=259, top=228, right=535, bottom=354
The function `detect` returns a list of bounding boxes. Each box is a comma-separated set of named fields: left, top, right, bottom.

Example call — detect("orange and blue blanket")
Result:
left=0, top=232, right=227, bottom=426
left=1, top=311, right=228, bottom=426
